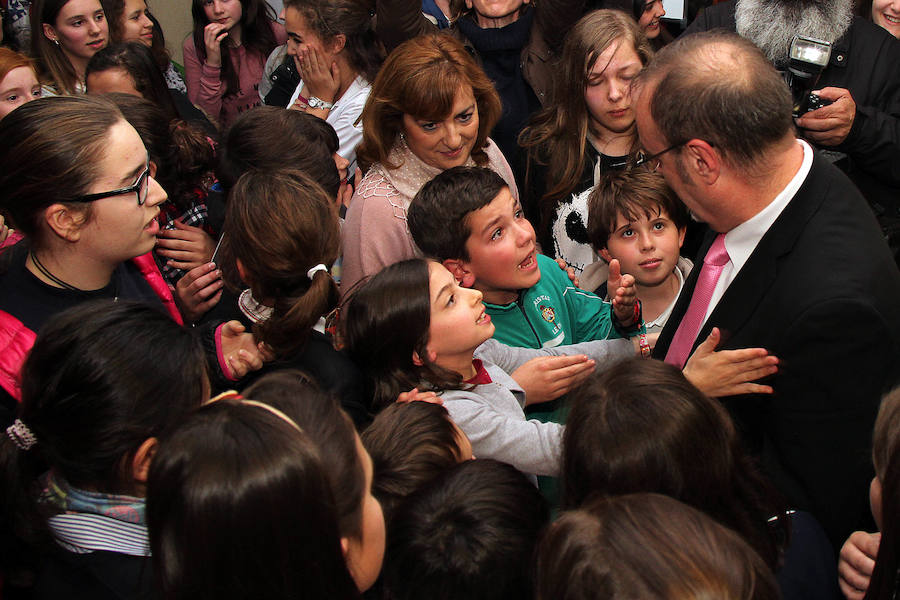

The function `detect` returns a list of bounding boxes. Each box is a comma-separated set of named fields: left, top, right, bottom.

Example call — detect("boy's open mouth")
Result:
left=476, top=310, right=490, bottom=325
left=517, top=253, right=536, bottom=270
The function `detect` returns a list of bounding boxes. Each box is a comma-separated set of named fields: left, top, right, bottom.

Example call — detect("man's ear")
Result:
left=44, top=204, right=85, bottom=242
left=442, top=258, right=476, bottom=288
left=683, top=139, right=720, bottom=185
left=131, top=437, right=158, bottom=483
left=599, top=247, right=613, bottom=263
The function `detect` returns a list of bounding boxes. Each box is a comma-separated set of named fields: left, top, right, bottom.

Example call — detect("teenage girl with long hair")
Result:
left=184, top=0, right=286, bottom=126
left=30, top=0, right=109, bottom=94
left=0, top=301, right=207, bottom=598
left=518, top=10, right=652, bottom=274
left=215, top=168, right=369, bottom=425
left=147, top=395, right=363, bottom=600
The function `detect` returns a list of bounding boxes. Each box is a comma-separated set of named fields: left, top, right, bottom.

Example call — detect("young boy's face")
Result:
left=458, top=187, right=540, bottom=303
left=600, top=207, right=685, bottom=288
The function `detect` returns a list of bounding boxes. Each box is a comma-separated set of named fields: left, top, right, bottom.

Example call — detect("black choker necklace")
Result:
left=29, top=250, right=118, bottom=300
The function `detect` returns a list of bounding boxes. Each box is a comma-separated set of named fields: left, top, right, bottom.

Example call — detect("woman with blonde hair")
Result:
left=341, top=33, right=515, bottom=295
left=519, top=10, right=652, bottom=273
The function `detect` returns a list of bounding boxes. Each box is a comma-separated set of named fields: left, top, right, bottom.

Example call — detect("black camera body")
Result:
left=793, top=92, right=834, bottom=117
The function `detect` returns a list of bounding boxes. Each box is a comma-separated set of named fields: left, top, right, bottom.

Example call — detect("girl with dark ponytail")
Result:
left=215, top=168, right=369, bottom=426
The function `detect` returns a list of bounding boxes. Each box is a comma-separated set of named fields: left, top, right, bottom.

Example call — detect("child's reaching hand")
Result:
left=607, top=259, right=638, bottom=326
left=682, top=328, right=779, bottom=397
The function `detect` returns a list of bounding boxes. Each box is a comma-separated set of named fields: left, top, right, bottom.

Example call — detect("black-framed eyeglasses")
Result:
left=72, top=165, right=151, bottom=206
left=633, top=143, right=684, bottom=172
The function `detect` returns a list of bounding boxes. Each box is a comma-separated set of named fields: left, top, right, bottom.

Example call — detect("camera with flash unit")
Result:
left=785, top=36, right=834, bottom=117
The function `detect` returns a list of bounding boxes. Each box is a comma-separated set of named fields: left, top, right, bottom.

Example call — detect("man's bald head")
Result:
left=635, top=31, right=794, bottom=169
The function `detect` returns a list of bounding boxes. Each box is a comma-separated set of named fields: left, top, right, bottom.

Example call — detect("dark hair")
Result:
left=216, top=105, right=340, bottom=196
left=864, top=388, right=900, bottom=600
left=0, top=301, right=205, bottom=551
left=361, top=401, right=465, bottom=523
left=283, top=0, right=382, bottom=83
left=147, top=398, right=360, bottom=600
left=635, top=30, right=793, bottom=168
left=106, top=92, right=214, bottom=211
left=190, top=0, right=278, bottom=98
left=145, top=11, right=173, bottom=71
left=85, top=41, right=180, bottom=119
left=341, top=259, right=463, bottom=411
left=585, top=168, right=688, bottom=249
left=409, top=166, right=508, bottom=262
left=242, top=370, right=366, bottom=540
left=0, top=95, right=122, bottom=246
left=219, top=169, right=340, bottom=357
left=519, top=10, right=652, bottom=213
left=357, top=33, right=501, bottom=171
left=383, top=459, right=549, bottom=600
left=561, top=358, right=788, bottom=570
left=535, top=493, right=781, bottom=600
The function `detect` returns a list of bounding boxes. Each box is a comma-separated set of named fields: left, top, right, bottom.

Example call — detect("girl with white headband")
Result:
left=211, top=168, right=369, bottom=427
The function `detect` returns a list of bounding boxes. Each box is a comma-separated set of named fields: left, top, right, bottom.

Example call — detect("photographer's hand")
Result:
left=795, top=87, right=856, bottom=146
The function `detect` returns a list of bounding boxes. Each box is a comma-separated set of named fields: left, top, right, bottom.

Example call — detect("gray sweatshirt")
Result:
left=440, top=338, right=633, bottom=478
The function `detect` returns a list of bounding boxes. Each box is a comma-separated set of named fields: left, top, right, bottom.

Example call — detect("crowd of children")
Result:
left=0, top=0, right=899, bottom=598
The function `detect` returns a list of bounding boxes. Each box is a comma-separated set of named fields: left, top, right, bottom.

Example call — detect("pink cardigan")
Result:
left=183, top=22, right=286, bottom=127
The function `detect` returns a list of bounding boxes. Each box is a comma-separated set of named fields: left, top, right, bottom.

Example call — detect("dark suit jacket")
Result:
left=653, top=154, right=900, bottom=549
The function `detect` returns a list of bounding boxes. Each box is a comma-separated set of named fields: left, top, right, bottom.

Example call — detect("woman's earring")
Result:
left=52, top=39, right=60, bottom=46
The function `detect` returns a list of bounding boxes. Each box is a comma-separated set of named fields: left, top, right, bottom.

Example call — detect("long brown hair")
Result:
left=356, top=33, right=501, bottom=172
left=519, top=10, right=652, bottom=220
left=341, top=259, right=465, bottom=411
left=536, top=494, right=781, bottom=600
left=190, top=0, right=278, bottom=98
left=30, top=0, right=104, bottom=94
left=562, top=358, right=789, bottom=570
left=219, top=169, right=340, bottom=357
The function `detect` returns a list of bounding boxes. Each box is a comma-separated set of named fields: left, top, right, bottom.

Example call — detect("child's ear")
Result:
left=677, top=226, right=686, bottom=249
left=412, top=347, right=438, bottom=366
left=443, top=259, right=476, bottom=288
left=599, top=248, right=613, bottom=263
left=235, top=258, right=251, bottom=284
left=131, top=437, right=158, bottom=483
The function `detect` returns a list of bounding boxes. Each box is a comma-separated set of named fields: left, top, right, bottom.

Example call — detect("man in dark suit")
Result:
left=635, top=30, right=900, bottom=550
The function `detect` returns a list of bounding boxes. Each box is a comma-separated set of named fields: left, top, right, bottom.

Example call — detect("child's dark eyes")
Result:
left=621, top=228, right=635, bottom=238
left=490, top=228, right=503, bottom=241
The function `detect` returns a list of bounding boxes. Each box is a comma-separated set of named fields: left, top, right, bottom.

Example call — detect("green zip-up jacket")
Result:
left=484, top=254, right=643, bottom=349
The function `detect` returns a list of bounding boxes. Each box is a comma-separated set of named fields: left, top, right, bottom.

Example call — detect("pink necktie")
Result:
left=665, top=234, right=730, bottom=369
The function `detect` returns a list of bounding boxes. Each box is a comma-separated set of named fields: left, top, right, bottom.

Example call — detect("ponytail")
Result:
left=221, top=169, right=341, bottom=358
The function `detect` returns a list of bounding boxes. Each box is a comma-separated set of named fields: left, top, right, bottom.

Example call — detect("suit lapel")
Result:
left=654, top=154, right=829, bottom=358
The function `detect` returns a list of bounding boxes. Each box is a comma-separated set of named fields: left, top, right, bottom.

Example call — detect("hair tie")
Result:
left=307, top=264, right=328, bottom=280
left=7, top=419, right=36, bottom=451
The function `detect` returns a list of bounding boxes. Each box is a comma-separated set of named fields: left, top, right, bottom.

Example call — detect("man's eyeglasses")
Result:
left=632, top=143, right=684, bottom=172
left=72, top=165, right=151, bottom=206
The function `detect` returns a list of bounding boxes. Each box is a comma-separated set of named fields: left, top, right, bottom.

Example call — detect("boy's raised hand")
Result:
left=607, top=259, right=638, bottom=326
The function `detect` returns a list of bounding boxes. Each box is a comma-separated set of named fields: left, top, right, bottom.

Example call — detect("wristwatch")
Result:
left=307, top=96, right=334, bottom=110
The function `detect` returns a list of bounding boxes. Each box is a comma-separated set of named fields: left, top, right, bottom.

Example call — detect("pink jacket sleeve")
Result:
left=183, top=35, right=225, bottom=121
